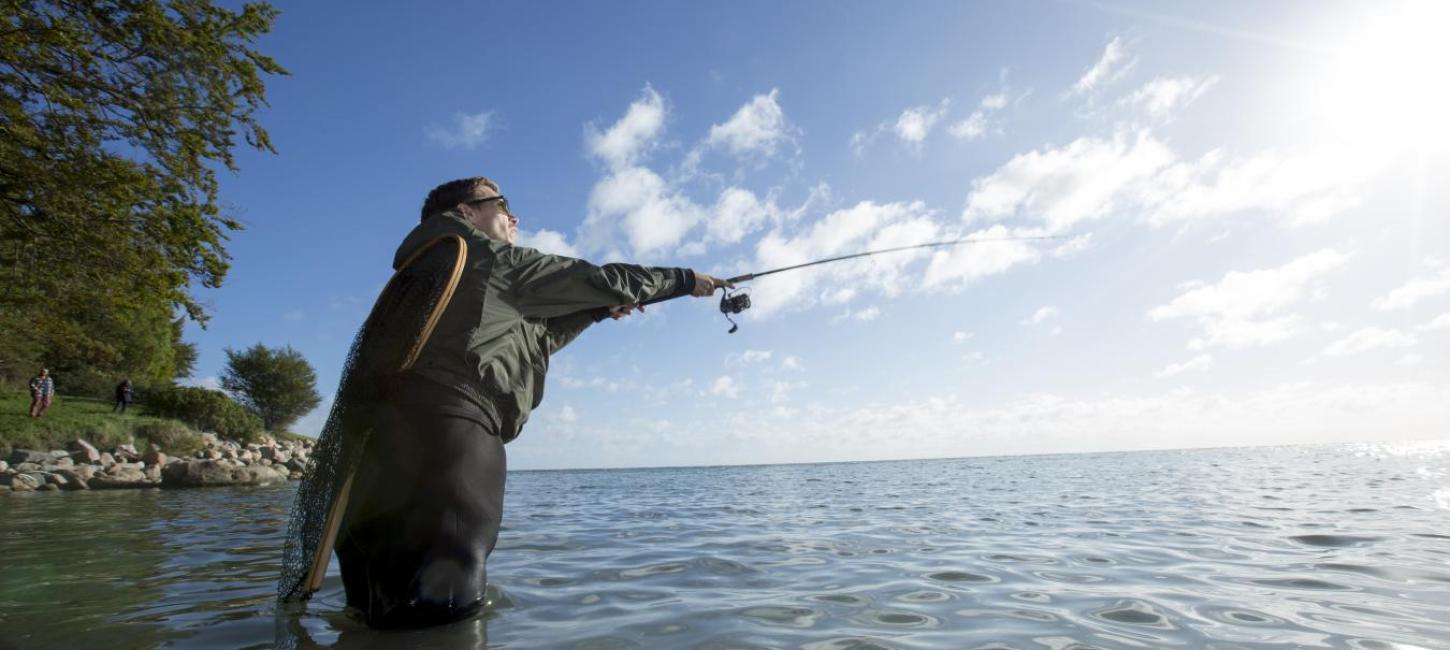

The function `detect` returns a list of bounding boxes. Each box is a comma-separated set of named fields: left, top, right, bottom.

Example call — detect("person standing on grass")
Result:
left=28, top=368, right=54, bottom=417
left=114, top=379, right=134, bottom=414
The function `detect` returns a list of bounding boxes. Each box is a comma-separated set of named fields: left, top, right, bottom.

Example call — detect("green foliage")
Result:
left=221, top=344, right=320, bottom=432
left=0, top=390, right=191, bottom=456
left=144, top=385, right=263, bottom=443
left=133, top=420, right=202, bottom=456
left=0, top=0, right=287, bottom=384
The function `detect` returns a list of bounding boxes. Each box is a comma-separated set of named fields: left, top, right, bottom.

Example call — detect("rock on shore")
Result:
left=1, top=435, right=314, bottom=492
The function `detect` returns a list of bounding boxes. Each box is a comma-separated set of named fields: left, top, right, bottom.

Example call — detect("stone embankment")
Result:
left=0, top=434, right=314, bottom=492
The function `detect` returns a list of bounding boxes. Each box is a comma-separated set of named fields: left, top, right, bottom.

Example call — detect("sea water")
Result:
left=1, top=442, right=1448, bottom=649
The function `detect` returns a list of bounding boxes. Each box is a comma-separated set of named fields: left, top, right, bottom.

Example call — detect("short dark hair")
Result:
left=420, top=176, right=500, bottom=221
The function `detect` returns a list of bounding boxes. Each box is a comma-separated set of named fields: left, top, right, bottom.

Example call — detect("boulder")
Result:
left=0, top=460, right=7, bottom=473
left=161, top=460, right=290, bottom=488
left=7, top=473, right=41, bottom=491
left=68, top=439, right=101, bottom=463
left=38, top=483, right=59, bottom=491
left=98, top=452, right=116, bottom=468
left=7, top=449, right=48, bottom=466
left=45, top=456, right=75, bottom=470
left=57, top=469, right=90, bottom=490
left=200, top=432, right=220, bottom=446
left=258, top=446, right=279, bottom=460
left=115, top=444, right=140, bottom=461
left=142, top=450, right=167, bottom=466
left=15, top=462, right=42, bottom=473
left=48, top=449, right=69, bottom=459
left=285, top=457, right=309, bottom=473
left=45, top=472, right=67, bottom=488
left=88, top=467, right=151, bottom=489
left=143, top=465, right=162, bottom=482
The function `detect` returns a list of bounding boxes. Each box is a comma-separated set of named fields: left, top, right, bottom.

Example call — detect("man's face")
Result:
left=464, top=190, right=518, bottom=245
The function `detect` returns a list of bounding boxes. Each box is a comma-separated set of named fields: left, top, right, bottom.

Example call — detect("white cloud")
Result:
left=852, top=99, right=951, bottom=154
left=963, top=131, right=1175, bottom=232
left=425, top=111, right=495, bottom=150
left=517, top=229, right=580, bottom=257
left=586, top=86, right=666, bottom=169
left=1397, top=354, right=1423, bottom=367
left=781, top=356, right=802, bottom=371
left=1120, top=76, right=1220, bottom=118
left=749, top=200, right=947, bottom=317
left=962, top=131, right=1363, bottom=232
left=1149, top=249, right=1350, bottom=350
left=1373, top=269, right=1450, bottom=310
left=557, top=405, right=578, bottom=424
left=893, top=100, right=951, bottom=147
left=1022, top=306, right=1060, bottom=325
left=703, top=186, right=778, bottom=245
left=1418, top=313, right=1450, bottom=332
left=950, top=93, right=1011, bottom=140
left=282, top=310, right=303, bottom=322
left=582, top=165, right=702, bottom=257
left=1156, top=354, right=1214, bottom=378
left=1069, top=36, right=1134, bottom=96
left=923, top=224, right=1044, bottom=289
left=952, top=331, right=974, bottom=343
left=852, top=306, right=881, bottom=321
left=705, top=89, right=792, bottom=158
left=1322, top=327, right=1418, bottom=356
left=709, top=375, right=739, bottom=399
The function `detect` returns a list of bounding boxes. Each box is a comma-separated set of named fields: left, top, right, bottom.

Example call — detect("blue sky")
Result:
left=185, top=0, right=1450, bottom=469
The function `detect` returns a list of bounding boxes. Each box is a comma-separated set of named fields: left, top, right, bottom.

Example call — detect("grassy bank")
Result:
left=0, top=391, right=313, bottom=457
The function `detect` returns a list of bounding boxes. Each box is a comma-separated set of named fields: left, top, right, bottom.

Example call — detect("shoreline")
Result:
left=1, top=432, right=314, bottom=492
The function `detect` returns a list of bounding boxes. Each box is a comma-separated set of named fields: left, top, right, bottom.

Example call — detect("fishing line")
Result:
left=650, top=234, right=1065, bottom=333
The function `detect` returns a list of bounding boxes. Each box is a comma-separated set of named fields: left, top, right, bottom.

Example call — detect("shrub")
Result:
left=143, top=386, right=263, bottom=444
left=133, top=421, right=203, bottom=457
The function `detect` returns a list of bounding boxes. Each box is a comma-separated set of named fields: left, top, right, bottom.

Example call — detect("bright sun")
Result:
left=1299, top=0, right=1450, bottom=158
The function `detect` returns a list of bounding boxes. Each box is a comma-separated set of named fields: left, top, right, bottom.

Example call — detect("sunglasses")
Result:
left=469, top=195, right=511, bottom=216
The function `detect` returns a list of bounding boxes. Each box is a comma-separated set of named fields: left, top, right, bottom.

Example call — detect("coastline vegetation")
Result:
left=0, top=390, right=311, bottom=459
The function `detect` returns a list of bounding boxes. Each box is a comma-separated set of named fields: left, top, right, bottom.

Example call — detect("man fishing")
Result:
left=334, top=176, right=731, bottom=628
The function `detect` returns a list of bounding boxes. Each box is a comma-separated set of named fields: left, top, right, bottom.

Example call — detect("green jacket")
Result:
left=393, top=210, right=696, bottom=442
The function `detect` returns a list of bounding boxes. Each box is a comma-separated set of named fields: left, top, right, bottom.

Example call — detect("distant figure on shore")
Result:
left=28, top=368, right=54, bottom=418
left=114, top=379, right=134, bottom=414
left=319, top=176, right=731, bottom=629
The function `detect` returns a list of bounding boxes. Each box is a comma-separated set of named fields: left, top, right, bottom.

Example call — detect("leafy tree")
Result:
left=221, top=343, right=320, bottom=431
left=0, top=0, right=287, bottom=382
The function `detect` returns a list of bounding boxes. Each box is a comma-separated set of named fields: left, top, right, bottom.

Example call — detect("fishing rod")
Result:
left=649, top=234, right=1064, bottom=333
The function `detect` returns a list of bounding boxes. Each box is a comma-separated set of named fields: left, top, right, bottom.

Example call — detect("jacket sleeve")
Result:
left=503, top=245, right=696, bottom=319
left=544, top=308, right=607, bottom=355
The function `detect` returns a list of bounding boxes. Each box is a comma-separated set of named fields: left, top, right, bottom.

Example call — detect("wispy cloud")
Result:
left=851, top=99, right=952, bottom=155
left=962, top=130, right=1363, bottom=232
left=1120, top=75, right=1220, bottom=118
left=950, top=92, right=1011, bottom=140
left=425, top=110, right=496, bottom=150
left=1322, top=327, right=1418, bottom=356
left=1156, top=354, right=1214, bottom=378
left=1373, top=269, right=1450, bottom=310
left=709, top=375, right=740, bottom=398
left=1069, top=36, right=1135, bottom=97
left=1150, top=249, right=1349, bottom=350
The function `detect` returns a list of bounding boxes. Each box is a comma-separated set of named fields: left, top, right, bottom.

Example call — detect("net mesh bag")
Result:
left=277, top=234, right=466, bottom=602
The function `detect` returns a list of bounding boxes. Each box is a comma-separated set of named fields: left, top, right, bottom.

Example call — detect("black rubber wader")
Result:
left=336, top=394, right=505, bottom=629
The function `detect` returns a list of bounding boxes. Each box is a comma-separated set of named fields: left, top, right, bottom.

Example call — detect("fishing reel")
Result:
left=718, top=286, right=751, bottom=333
